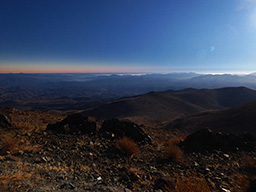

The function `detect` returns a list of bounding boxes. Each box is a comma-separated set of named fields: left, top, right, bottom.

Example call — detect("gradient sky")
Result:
left=1, top=0, right=256, bottom=73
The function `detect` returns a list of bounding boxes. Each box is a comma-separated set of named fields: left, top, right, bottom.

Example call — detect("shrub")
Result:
left=232, top=174, right=249, bottom=192
left=115, top=137, right=139, bottom=157
left=0, top=133, right=40, bottom=155
left=174, top=175, right=211, bottom=192
left=0, top=133, right=19, bottom=155
left=164, top=138, right=183, bottom=161
left=241, top=155, right=256, bottom=169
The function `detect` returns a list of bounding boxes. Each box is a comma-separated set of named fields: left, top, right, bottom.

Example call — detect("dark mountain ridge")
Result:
left=82, top=86, right=256, bottom=125
left=165, top=101, right=256, bottom=136
left=3, top=73, right=256, bottom=112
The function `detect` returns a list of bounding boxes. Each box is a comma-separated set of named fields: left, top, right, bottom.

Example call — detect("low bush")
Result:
left=164, top=138, right=183, bottom=161
left=115, top=137, right=139, bottom=157
left=241, top=155, right=256, bottom=169
left=174, top=175, right=211, bottom=192
left=232, top=174, right=249, bottom=192
left=0, top=133, right=19, bottom=155
left=0, top=133, right=40, bottom=155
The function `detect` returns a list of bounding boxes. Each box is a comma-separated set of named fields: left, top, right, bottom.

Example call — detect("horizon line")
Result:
left=0, top=71, right=254, bottom=75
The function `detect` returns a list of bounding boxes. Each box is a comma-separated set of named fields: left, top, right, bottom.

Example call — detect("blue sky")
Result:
left=1, top=0, right=256, bottom=73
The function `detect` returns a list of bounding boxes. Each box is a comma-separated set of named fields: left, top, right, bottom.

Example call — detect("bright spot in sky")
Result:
left=211, top=46, right=215, bottom=52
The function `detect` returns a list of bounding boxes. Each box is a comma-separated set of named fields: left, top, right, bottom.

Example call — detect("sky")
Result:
left=1, top=0, right=256, bottom=73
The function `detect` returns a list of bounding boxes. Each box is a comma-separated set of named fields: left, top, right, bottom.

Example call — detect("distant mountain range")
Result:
left=82, top=86, right=256, bottom=125
left=2, top=73, right=256, bottom=111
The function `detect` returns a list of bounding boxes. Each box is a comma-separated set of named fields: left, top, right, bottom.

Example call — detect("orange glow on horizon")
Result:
left=0, top=64, right=152, bottom=74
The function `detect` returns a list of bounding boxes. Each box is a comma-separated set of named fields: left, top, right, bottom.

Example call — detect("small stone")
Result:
left=41, top=157, right=48, bottom=162
left=18, top=150, right=24, bottom=155
left=34, top=157, right=41, bottom=163
left=223, top=154, right=229, bottom=158
left=97, top=176, right=102, bottom=181
left=207, top=178, right=216, bottom=188
left=60, top=182, right=75, bottom=189
left=124, top=188, right=132, bottom=192
left=221, top=188, right=230, bottom=192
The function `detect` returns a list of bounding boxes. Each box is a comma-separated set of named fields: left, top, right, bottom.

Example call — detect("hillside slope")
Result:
left=82, top=87, right=256, bottom=125
left=165, top=101, right=256, bottom=135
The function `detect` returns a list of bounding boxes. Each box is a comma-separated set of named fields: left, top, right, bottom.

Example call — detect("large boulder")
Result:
left=46, top=114, right=96, bottom=134
left=182, top=128, right=255, bottom=153
left=99, top=119, right=152, bottom=144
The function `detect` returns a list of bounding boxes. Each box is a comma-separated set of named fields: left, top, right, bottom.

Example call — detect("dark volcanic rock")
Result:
left=99, top=119, right=152, bottom=144
left=0, top=114, right=11, bottom=128
left=182, top=128, right=255, bottom=153
left=46, top=114, right=96, bottom=134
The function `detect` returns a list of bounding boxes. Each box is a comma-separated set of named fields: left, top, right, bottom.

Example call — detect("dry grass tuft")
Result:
left=174, top=175, right=211, bottom=192
left=0, top=133, right=19, bottom=155
left=164, top=138, right=183, bottom=161
left=241, top=155, right=256, bottom=169
left=232, top=174, right=249, bottom=192
left=115, top=137, right=139, bottom=157
left=0, top=162, right=37, bottom=191
left=0, top=133, right=40, bottom=155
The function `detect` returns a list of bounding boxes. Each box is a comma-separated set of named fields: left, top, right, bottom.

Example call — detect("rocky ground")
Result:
left=0, top=107, right=255, bottom=192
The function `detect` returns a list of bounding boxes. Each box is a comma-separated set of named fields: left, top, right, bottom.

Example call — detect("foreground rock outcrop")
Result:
left=46, top=114, right=97, bottom=134
left=100, top=119, right=152, bottom=144
left=46, top=115, right=152, bottom=144
left=182, top=128, right=255, bottom=153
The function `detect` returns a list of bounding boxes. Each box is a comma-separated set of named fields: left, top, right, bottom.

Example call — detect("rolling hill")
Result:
left=82, top=86, right=256, bottom=125
left=165, top=101, right=256, bottom=136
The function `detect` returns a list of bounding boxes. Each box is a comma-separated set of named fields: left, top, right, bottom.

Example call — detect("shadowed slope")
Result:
left=165, top=102, right=256, bottom=135
left=82, top=87, right=256, bottom=125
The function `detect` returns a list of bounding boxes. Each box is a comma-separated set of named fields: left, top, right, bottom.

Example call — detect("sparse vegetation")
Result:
left=164, top=138, right=183, bottom=161
left=0, top=133, right=19, bottom=155
left=241, top=154, right=256, bottom=169
left=174, top=174, right=211, bottom=192
left=0, top=161, right=36, bottom=192
left=231, top=174, right=249, bottom=192
left=0, top=107, right=255, bottom=191
left=0, top=133, right=40, bottom=155
left=115, top=137, right=139, bottom=157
